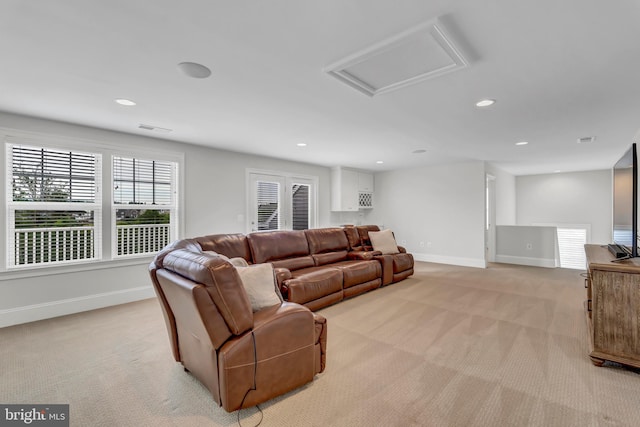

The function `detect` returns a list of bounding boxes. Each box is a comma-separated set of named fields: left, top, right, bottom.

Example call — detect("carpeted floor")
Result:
left=2, top=261, right=640, bottom=426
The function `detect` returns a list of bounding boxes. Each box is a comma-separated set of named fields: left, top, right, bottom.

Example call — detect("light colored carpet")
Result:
left=2, top=261, right=640, bottom=426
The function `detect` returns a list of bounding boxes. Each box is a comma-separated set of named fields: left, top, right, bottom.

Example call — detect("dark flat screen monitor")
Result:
left=612, top=143, right=638, bottom=257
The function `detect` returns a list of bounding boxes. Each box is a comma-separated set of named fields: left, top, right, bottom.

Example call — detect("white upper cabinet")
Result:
left=331, top=167, right=359, bottom=211
left=358, top=172, right=374, bottom=192
left=331, top=167, right=374, bottom=211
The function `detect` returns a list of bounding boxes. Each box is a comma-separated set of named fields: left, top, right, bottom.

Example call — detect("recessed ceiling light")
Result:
left=177, top=62, right=212, bottom=79
left=376, top=160, right=384, bottom=164
left=475, top=99, right=495, bottom=107
left=296, top=143, right=307, bottom=147
left=412, top=149, right=427, bottom=154
left=115, top=98, right=136, bottom=106
left=515, top=141, right=529, bottom=146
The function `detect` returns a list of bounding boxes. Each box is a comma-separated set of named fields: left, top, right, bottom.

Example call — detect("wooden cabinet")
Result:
left=584, top=244, right=640, bottom=368
left=331, top=167, right=374, bottom=211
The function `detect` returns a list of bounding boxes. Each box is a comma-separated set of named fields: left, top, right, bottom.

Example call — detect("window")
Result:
left=5, top=139, right=182, bottom=270
left=112, top=156, right=178, bottom=257
left=248, top=171, right=317, bottom=232
left=292, top=182, right=310, bottom=230
left=534, top=222, right=589, bottom=270
left=8, top=144, right=102, bottom=267
left=556, top=227, right=588, bottom=269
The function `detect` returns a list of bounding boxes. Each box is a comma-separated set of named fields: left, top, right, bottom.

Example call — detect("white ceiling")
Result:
left=1, top=0, right=640, bottom=175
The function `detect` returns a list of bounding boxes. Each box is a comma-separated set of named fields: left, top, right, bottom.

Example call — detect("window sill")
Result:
left=0, top=256, right=154, bottom=282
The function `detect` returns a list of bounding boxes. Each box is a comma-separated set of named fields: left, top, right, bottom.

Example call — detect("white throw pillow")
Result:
left=203, top=251, right=248, bottom=267
left=235, top=263, right=282, bottom=312
left=369, top=229, right=400, bottom=255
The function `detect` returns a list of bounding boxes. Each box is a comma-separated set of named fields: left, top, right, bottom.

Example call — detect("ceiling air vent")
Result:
left=325, top=17, right=468, bottom=96
left=138, top=124, right=172, bottom=133
left=577, top=136, right=595, bottom=144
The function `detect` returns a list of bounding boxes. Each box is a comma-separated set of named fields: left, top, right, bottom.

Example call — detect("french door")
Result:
left=248, top=172, right=316, bottom=232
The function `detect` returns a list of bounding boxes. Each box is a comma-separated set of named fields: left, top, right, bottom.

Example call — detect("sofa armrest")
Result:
left=347, top=250, right=382, bottom=260
left=397, top=246, right=407, bottom=253
left=373, top=254, right=394, bottom=285
left=274, top=267, right=292, bottom=300
left=218, top=302, right=318, bottom=411
left=313, top=313, right=327, bottom=373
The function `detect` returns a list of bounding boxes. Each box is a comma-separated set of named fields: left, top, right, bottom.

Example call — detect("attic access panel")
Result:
left=325, top=18, right=468, bottom=96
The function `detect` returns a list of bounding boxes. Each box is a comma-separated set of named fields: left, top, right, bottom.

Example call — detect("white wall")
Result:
left=0, top=112, right=334, bottom=326
left=486, top=163, right=516, bottom=225
left=516, top=170, right=611, bottom=244
left=368, top=161, right=487, bottom=268
left=495, top=225, right=558, bottom=268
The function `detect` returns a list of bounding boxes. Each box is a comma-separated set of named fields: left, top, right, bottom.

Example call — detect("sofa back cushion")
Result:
left=305, top=228, right=349, bottom=253
left=305, top=228, right=350, bottom=265
left=356, top=225, right=381, bottom=247
left=162, top=249, right=254, bottom=337
left=342, top=225, right=361, bottom=249
left=194, top=234, right=252, bottom=262
left=248, top=230, right=314, bottom=270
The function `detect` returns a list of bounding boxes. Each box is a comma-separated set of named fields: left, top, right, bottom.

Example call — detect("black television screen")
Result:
left=612, top=143, right=638, bottom=257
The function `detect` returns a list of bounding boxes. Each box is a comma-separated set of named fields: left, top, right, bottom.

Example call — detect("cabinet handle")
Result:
left=587, top=299, right=592, bottom=312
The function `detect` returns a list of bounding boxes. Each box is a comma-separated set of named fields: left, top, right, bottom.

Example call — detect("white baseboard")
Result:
left=412, top=253, right=486, bottom=268
left=494, top=255, right=557, bottom=268
left=0, top=286, right=155, bottom=328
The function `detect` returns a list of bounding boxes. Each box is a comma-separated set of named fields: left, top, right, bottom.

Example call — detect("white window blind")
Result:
left=257, top=181, right=280, bottom=231
left=112, top=156, right=177, bottom=257
left=292, top=183, right=310, bottom=230
left=8, top=144, right=101, bottom=267
left=557, top=227, right=587, bottom=269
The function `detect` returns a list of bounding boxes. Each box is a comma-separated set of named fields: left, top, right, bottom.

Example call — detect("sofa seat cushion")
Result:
left=329, top=260, right=381, bottom=289
left=393, top=253, right=414, bottom=273
left=285, top=267, right=343, bottom=305
left=312, top=250, right=348, bottom=266
left=271, top=255, right=315, bottom=271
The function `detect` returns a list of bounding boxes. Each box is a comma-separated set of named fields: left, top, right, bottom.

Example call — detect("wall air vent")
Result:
left=325, top=18, right=468, bottom=96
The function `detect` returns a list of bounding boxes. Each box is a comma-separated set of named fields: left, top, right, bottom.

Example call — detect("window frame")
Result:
left=2, top=132, right=184, bottom=276
left=110, top=155, right=179, bottom=259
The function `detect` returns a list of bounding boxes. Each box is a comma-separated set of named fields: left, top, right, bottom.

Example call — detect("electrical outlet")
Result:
left=526, top=243, right=532, bottom=250
left=400, top=240, right=407, bottom=245
left=419, top=241, right=425, bottom=248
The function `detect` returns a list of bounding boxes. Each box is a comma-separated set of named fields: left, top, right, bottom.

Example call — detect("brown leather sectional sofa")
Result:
left=149, top=225, right=413, bottom=412
left=194, top=225, right=414, bottom=311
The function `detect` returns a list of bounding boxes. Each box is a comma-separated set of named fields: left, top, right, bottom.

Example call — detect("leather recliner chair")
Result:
left=149, top=240, right=327, bottom=412
left=346, top=225, right=415, bottom=285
